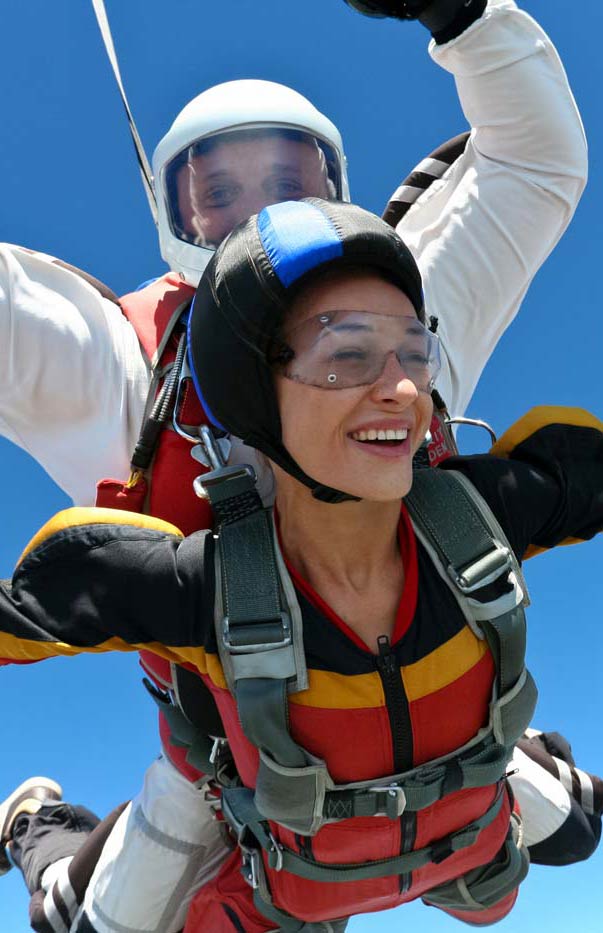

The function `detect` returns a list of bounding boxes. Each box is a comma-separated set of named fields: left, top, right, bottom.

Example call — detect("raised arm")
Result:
left=0, top=508, right=213, bottom=670
left=0, top=245, right=150, bottom=504
left=348, top=1, right=587, bottom=414
left=413, top=1, right=586, bottom=412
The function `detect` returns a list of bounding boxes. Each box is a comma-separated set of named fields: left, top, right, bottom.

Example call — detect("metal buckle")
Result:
left=194, top=463, right=257, bottom=500
left=267, top=832, right=284, bottom=872
left=223, top=611, right=292, bottom=654
left=368, top=784, right=407, bottom=819
left=445, top=416, right=497, bottom=447
left=191, top=438, right=231, bottom=468
left=209, top=737, right=228, bottom=766
left=241, top=846, right=261, bottom=889
left=448, top=541, right=513, bottom=594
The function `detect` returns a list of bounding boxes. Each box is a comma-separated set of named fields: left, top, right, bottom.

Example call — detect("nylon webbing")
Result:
left=226, top=786, right=505, bottom=884
left=405, top=470, right=511, bottom=590
left=204, top=470, right=306, bottom=769
left=406, top=469, right=528, bottom=700
left=323, top=739, right=510, bottom=819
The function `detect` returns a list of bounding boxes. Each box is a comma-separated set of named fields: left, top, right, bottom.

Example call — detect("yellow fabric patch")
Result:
left=401, top=626, right=489, bottom=702
left=290, top=669, right=385, bottom=710
left=490, top=406, right=603, bottom=459
left=204, top=652, right=228, bottom=689
left=18, top=507, right=184, bottom=566
left=0, top=630, right=207, bottom=667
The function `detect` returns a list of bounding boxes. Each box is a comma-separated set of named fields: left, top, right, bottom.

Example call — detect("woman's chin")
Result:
left=308, top=470, right=413, bottom=504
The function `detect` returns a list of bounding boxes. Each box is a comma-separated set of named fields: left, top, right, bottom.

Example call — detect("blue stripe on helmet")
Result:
left=257, top=201, right=343, bottom=288
left=186, top=303, right=226, bottom=432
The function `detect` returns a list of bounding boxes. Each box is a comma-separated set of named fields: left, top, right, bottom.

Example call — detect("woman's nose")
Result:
left=369, top=352, right=419, bottom=403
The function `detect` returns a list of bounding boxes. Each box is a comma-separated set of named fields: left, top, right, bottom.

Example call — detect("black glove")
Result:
left=342, top=2, right=432, bottom=19
left=343, top=0, right=487, bottom=43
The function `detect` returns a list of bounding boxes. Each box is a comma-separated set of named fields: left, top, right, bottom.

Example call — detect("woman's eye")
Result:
left=405, top=352, right=429, bottom=366
left=330, top=348, right=368, bottom=362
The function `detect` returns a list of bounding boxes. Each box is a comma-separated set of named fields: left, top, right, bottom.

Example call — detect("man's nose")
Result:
left=234, top=191, right=275, bottom=226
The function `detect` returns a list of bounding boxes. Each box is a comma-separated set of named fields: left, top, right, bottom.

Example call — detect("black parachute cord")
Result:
left=130, top=332, right=187, bottom=472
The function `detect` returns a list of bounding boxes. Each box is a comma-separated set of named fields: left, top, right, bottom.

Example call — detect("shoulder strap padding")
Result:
left=120, top=273, right=196, bottom=367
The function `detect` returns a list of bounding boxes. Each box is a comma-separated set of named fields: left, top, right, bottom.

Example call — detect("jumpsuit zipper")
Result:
left=376, top=634, right=416, bottom=894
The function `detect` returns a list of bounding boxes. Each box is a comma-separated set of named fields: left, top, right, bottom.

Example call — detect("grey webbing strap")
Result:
left=238, top=679, right=307, bottom=768
left=423, top=817, right=530, bottom=912
left=406, top=469, right=529, bottom=702
left=206, top=472, right=284, bottom=640
left=204, top=468, right=307, bottom=770
left=224, top=785, right=505, bottom=884
left=143, top=678, right=215, bottom=775
left=406, top=470, right=513, bottom=594
left=323, top=739, right=510, bottom=819
left=481, top=612, right=525, bottom=699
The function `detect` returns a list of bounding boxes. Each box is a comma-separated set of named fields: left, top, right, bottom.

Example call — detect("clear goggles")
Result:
left=164, top=126, right=342, bottom=248
left=272, top=310, right=441, bottom=393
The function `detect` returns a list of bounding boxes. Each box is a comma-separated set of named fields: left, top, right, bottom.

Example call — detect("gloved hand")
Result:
left=343, top=0, right=487, bottom=42
left=342, top=1, right=432, bottom=19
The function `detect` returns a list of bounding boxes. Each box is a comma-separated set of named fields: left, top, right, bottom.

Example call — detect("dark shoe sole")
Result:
left=0, top=777, right=62, bottom=876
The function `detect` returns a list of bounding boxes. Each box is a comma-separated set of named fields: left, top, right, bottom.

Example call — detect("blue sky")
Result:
left=1, top=1, right=602, bottom=930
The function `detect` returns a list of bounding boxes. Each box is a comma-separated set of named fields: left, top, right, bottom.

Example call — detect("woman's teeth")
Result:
left=350, top=428, right=408, bottom=442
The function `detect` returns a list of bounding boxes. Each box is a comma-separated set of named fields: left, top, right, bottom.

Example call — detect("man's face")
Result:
left=174, top=133, right=331, bottom=247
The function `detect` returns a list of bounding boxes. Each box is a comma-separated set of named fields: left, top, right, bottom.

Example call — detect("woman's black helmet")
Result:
left=188, top=197, right=424, bottom=502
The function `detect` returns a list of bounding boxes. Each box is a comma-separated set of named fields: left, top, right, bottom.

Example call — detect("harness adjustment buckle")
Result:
left=449, top=541, right=513, bottom=594
left=223, top=611, right=292, bottom=654
left=209, top=737, right=228, bottom=766
left=194, top=464, right=257, bottom=500
left=241, top=846, right=262, bottom=889
left=267, top=832, right=284, bottom=872
left=430, top=837, right=454, bottom=864
left=368, top=784, right=407, bottom=819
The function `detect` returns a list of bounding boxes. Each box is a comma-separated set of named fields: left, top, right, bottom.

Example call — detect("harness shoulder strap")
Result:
left=405, top=468, right=536, bottom=745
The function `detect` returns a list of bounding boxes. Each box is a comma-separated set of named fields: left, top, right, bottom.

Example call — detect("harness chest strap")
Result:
left=223, top=782, right=506, bottom=883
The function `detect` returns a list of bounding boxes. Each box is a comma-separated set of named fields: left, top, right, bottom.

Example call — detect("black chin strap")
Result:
left=247, top=433, right=359, bottom=504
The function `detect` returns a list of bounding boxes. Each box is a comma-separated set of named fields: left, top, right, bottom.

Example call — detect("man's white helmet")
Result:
left=152, top=79, right=350, bottom=285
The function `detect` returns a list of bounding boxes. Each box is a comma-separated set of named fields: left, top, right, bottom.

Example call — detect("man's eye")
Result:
left=270, top=179, right=304, bottom=198
left=203, top=186, right=240, bottom=208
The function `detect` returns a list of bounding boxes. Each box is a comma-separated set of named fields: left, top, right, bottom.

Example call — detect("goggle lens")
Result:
left=274, top=311, right=440, bottom=392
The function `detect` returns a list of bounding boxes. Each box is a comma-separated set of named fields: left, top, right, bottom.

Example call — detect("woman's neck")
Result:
left=275, top=474, right=402, bottom=593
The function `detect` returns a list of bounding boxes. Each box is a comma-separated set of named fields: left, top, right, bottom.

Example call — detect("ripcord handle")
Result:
left=90, top=0, right=158, bottom=225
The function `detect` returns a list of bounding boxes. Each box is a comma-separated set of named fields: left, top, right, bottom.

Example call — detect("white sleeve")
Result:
left=0, top=244, right=150, bottom=505
left=397, top=0, right=588, bottom=416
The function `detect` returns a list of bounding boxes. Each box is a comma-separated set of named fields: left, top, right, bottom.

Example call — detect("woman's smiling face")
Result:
left=274, top=268, right=434, bottom=502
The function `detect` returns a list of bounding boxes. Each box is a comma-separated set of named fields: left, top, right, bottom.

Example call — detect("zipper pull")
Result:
left=377, top=634, right=395, bottom=671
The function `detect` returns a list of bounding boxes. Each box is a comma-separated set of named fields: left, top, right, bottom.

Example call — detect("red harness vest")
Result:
left=96, top=273, right=214, bottom=781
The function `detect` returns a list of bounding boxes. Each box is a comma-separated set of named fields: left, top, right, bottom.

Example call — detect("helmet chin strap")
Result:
left=90, top=0, right=158, bottom=225
left=247, top=433, right=359, bottom=505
